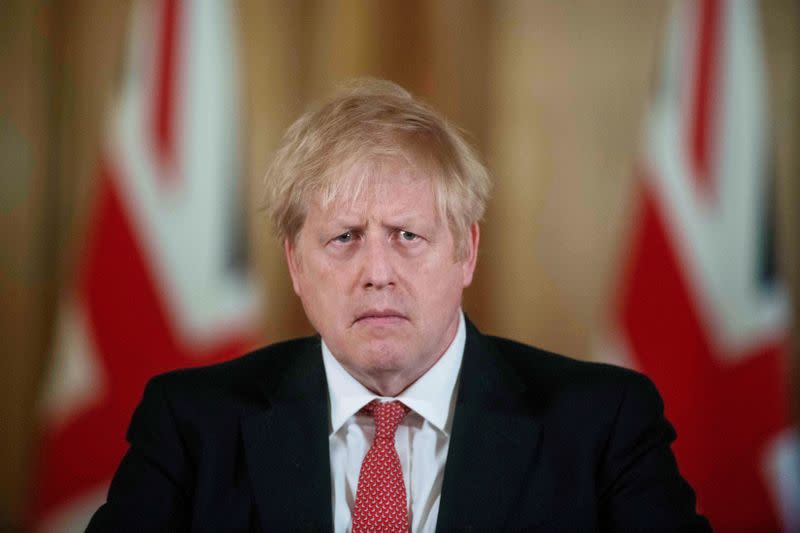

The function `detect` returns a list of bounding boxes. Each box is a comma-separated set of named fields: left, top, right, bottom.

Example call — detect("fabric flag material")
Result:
left=28, top=0, right=260, bottom=530
left=599, top=1, right=798, bottom=531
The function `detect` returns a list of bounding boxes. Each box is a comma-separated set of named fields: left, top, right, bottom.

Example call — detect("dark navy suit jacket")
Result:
left=87, top=321, right=710, bottom=531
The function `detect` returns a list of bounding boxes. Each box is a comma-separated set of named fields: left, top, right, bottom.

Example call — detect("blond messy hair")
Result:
left=263, top=78, right=491, bottom=259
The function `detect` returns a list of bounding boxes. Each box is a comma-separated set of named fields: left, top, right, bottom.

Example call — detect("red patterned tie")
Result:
left=351, top=400, right=411, bottom=533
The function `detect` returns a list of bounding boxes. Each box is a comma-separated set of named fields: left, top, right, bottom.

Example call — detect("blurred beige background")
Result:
left=1, top=0, right=798, bottom=528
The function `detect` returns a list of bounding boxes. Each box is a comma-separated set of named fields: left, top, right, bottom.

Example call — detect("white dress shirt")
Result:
left=322, top=311, right=466, bottom=533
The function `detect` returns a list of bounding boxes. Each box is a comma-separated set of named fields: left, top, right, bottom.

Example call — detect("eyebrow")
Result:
left=328, top=213, right=413, bottom=227
left=323, top=208, right=435, bottom=232
left=328, top=217, right=366, bottom=230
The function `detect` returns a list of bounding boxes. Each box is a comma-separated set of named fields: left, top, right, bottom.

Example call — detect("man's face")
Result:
left=285, top=161, right=479, bottom=396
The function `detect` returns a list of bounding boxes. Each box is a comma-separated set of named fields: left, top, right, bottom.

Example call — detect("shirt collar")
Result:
left=322, top=311, right=466, bottom=436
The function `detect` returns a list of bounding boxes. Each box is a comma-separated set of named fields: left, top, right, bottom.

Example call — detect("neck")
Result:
left=348, top=363, right=434, bottom=397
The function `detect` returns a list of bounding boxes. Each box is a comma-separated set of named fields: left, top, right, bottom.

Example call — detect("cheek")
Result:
left=414, top=260, right=464, bottom=296
left=301, top=257, right=353, bottom=302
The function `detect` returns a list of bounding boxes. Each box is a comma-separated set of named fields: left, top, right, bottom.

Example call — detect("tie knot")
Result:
left=363, top=400, right=410, bottom=441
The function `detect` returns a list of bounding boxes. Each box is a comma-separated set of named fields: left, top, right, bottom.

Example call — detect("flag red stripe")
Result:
left=28, top=163, right=254, bottom=523
left=153, top=0, right=180, bottom=174
left=689, top=0, right=720, bottom=193
left=617, top=180, right=786, bottom=531
left=29, top=1, right=259, bottom=526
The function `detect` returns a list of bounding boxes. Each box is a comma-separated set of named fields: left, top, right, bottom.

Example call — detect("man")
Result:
left=88, top=79, right=709, bottom=531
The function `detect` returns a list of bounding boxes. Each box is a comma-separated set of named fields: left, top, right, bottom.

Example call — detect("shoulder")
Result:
left=144, top=335, right=321, bottom=405
left=485, top=333, right=655, bottom=399
left=475, top=331, right=665, bottom=434
left=465, top=330, right=709, bottom=529
left=126, top=335, right=322, bottom=451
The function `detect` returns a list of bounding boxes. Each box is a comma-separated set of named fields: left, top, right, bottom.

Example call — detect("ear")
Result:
left=461, top=223, right=480, bottom=287
left=284, top=237, right=302, bottom=295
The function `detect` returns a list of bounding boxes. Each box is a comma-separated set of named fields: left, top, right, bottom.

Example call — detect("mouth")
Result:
left=353, top=309, right=409, bottom=326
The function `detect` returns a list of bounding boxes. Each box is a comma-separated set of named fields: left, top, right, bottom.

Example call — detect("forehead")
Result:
left=313, top=157, right=442, bottom=221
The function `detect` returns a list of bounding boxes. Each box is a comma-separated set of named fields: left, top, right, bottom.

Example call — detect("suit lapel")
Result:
left=241, top=338, right=334, bottom=532
left=436, top=322, right=546, bottom=531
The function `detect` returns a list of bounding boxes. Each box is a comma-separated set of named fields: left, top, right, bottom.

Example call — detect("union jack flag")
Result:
left=28, top=1, right=260, bottom=530
left=600, top=1, right=798, bottom=531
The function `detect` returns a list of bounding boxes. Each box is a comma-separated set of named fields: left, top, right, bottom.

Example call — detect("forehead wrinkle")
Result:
left=335, top=187, right=436, bottom=233
left=320, top=201, right=415, bottom=232
left=322, top=157, right=436, bottom=218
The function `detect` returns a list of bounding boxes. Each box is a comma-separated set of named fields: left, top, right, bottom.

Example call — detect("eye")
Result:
left=399, top=230, right=418, bottom=241
left=333, top=231, right=353, bottom=243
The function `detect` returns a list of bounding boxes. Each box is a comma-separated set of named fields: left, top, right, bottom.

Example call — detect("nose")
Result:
left=360, top=238, right=396, bottom=290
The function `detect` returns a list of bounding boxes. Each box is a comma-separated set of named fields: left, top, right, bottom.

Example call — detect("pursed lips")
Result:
left=352, top=309, right=408, bottom=326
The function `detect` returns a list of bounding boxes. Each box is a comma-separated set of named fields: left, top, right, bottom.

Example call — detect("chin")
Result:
left=358, top=342, right=408, bottom=371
